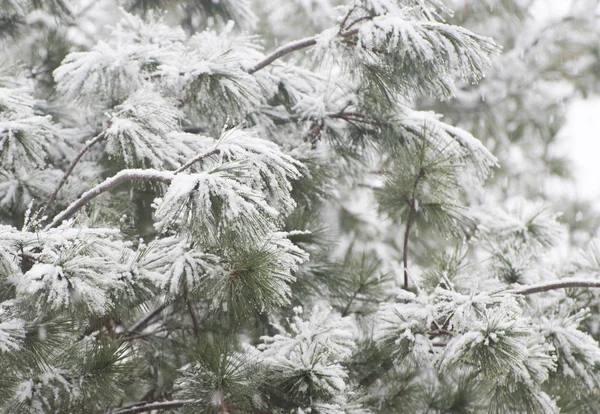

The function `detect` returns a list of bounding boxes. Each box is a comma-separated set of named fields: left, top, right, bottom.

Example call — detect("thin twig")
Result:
left=341, top=286, right=364, bottom=317
left=75, top=0, right=100, bottom=18
left=339, top=28, right=359, bottom=38
left=183, top=280, right=202, bottom=337
left=330, top=111, right=380, bottom=126
left=123, top=327, right=171, bottom=341
left=175, top=148, right=220, bottom=174
left=339, top=6, right=356, bottom=31
left=186, top=300, right=202, bottom=336
left=402, top=168, right=425, bottom=290
left=219, top=395, right=228, bottom=413
left=509, top=279, right=600, bottom=295
left=343, top=16, right=371, bottom=32
left=125, top=302, right=170, bottom=337
left=41, top=131, right=106, bottom=217
left=111, top=399, right=194, bottom=414
left=402, top=199, right=416, bottom=290
left=182, top=126, right=208, bottom=134
left=45, top=169, right=174, bottom=229
left=247, top=36, right=318, bottom=74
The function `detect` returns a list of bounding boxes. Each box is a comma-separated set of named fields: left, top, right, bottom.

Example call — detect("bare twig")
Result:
left=45, top=169, right=174, bottom=230
left=402, top=198, right=416, bottom=290
left=339, top=28, right=360, bottom=38
left=219, top=395, right=228, bottom=413
left=123, top=327, right=171, bottom=341
left=186, top=299, right=202, bottom=336
left=111, top=399, right=194, bottom=414
left=175, top=148, right=220, bottom=174
left=402, top=167, right=425, bottom=290
left=343, top=16, right=371, bottom=32
left=339, top=6, right=356, bottom=31
left=247, top=36, right=318, bottom=74
left=125, top=302, right=170, bottom=337
left=182, top=126, right=208, bottom=134
left=509, top=279, right=600, bottom=295
left=183, top=280, right=202, bottom=336
left=329, top=111, right=380, bottom=126
left=41, top=131, right=106, bottom=217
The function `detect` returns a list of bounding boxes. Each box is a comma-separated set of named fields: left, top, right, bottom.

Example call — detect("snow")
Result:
left=254, top=307, right=355, bottom=401
left=104, top=89, right=183, bottom=169
left=259, top=306, right=356, bottom=361
left=154, top=170, right=280, bottom=246
left=0, top=316, right=25, bottom=353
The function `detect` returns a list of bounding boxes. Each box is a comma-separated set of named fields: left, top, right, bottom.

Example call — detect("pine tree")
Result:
left=2, top=0, right=600, bottom=413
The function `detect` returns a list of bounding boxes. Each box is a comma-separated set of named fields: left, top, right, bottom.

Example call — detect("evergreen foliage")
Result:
left=1, top=0, right=600, bottom=413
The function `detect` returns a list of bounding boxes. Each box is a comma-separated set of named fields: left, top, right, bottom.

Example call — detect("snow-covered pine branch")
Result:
left=3, top=0, right=600, bottom=412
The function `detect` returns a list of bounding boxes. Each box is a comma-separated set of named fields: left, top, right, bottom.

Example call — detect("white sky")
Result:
left=561, top=99, right=600, bottom=199
left=530, top=0, right=600, bottom=201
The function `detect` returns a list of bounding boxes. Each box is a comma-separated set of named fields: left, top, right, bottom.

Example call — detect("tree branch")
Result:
left=124, top=302, right=170, bottom=338
left=247, top=36, right=318, bottom=74
left=402, top=199, right=416, bottom=290
left=508, top=279, right=600, bottom=295
left=402, top=168, right=425, bottom=290
left=46, top=145, right=221, bottom=229
left=343, top=16, right=370, bottom=33
left=183, top=279, right=202, bottom=337
left=175, top=148, right=220, bottom=174
left=45, top=169, right=174, bottom=230
left=41, top=131, right=106, bottom=217
left=111, top=399, right=194, bottom=414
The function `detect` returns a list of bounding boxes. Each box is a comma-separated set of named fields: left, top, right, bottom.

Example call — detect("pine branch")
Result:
left=508, top=279, right=600, bottom=295
left=247, top=36, right=317, bottom=74
left=246, top=5, right=374, bottom=75
left=40, top=131, right=106, bottom=217
left=45, top=169, right=174, bottom=229
left=111, top=399, right=194, bottom=414
left=47, top=146, right=221, bottom=229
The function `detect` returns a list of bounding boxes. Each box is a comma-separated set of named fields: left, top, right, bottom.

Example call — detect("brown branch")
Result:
left=402, top=168, right=425, bottom=290
left=41, top=131, right=106, bottom=217
left=509, top=279, right=600, bottom=295
left=186, top=299, right=202, bottom=336
left=47, top=145, right=220, bottom=229
left=220, top=395, right=228, bottom=413
left=247, top=36, right=318, bottom=74
left=183, top=280, right=202, bottom=337
left=329, top=111, right=380, bottom=126
left=341, top=285, right=365, bottom=317
left=402, top=199, right=416, bottom=290
left=45, top=169, right=174, bottom=230
left=339, top=6, right=356, bottom=31
left=303, top=120, right=325, bottom=145
left=111, top=399, right=194, bottom=414
left=175, top=148, right=220, bottom=174
left=124, top=302, right=170, bottom=338
left=343, top=16, right=371, bottom=32
left=123, top=327, right=171, bottom=341
left=339, top=28, right=359, bottom=38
